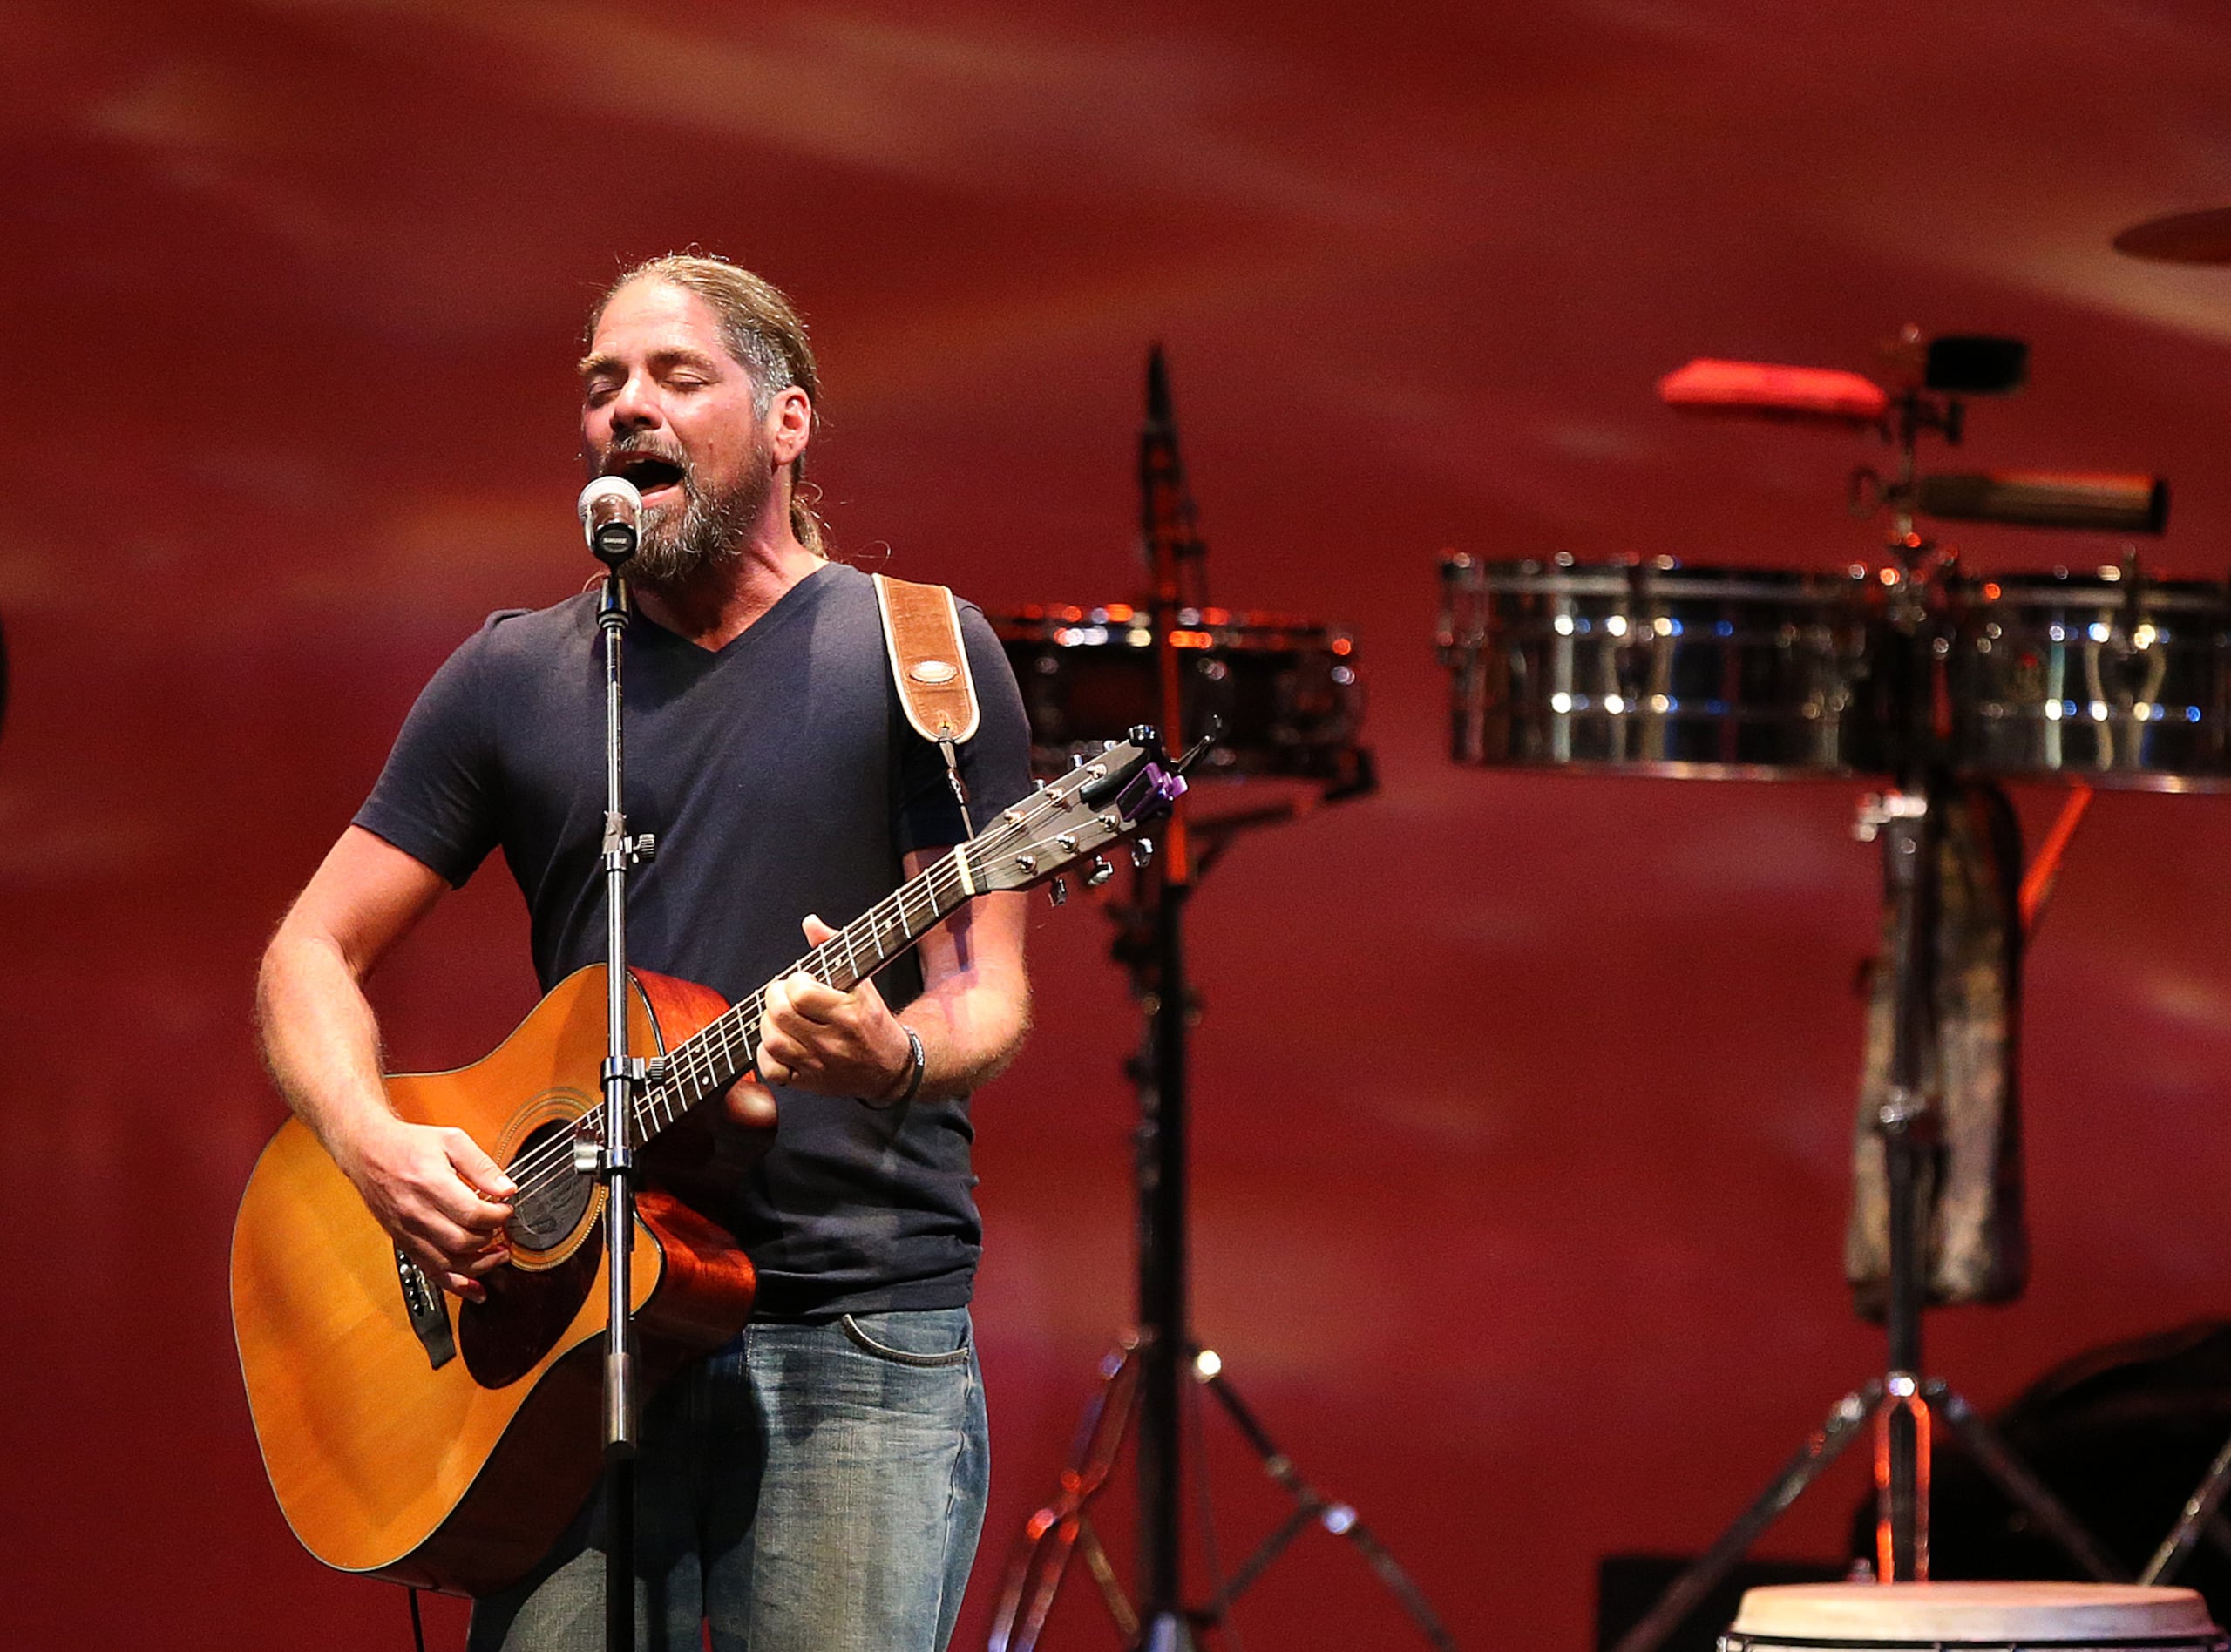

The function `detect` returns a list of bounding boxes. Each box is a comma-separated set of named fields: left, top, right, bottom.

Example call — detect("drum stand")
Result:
left=1611, top=583, right=2119, bottom=1652
left=987, top=347, right=1446, bottom=1651
left=986, top=813, right=1456, bottom=1652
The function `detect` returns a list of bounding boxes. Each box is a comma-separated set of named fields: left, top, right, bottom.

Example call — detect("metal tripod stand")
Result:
left=1609, top=554, right=2117, bottom=1652
left=984, top=349, right=1449, bottom=1651
left=985, top=822, right=1455, bottom=1652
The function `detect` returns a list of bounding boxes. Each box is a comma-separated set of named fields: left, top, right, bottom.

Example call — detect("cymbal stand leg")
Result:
left=1608, top=1385, right=1880, bottom=1652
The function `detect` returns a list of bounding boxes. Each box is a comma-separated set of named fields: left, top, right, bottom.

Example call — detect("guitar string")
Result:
left=495, top=846, right=980, bottom=1206
left=492, top=769, right=1119, bottom=1209
left=496, top=754, right=1145, bottom=1204
left=492, top=774, right=1084, bottom=1204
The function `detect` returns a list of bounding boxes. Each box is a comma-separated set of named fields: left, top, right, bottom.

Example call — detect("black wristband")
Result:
left=892, top=1025, right=926, bottom=1104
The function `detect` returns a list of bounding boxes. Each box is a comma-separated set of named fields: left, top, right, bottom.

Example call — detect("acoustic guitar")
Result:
left=232, top=735, right=1183, bottom=1595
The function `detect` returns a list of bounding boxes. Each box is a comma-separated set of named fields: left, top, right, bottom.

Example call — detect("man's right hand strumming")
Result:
left=336, top=1115, right=516, bottom=1302
left=256, top=827, right=499, bottom=1295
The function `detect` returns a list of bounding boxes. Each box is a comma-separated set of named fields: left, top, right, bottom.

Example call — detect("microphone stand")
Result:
left=987, top=351, right=1447, bottom=1652
left=576, top=495, right=657, bottom=1652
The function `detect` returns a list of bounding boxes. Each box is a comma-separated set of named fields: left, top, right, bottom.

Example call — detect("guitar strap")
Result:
left=871, top=572, right=981, bottom=831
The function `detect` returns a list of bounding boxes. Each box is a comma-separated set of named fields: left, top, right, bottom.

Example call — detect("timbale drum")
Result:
left=994, top=604, right=1370, bottom=793
left=1948, top=565, right=2231, bottom=791
left=1438, top=552, right=1889, bottom=778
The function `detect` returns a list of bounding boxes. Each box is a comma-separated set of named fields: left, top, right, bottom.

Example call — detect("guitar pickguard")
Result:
left=457, top=1222, right=602, bottom=1390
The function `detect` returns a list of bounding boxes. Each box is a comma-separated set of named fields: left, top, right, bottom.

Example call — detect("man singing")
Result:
left=256, top=254, right=1034, bottom=1650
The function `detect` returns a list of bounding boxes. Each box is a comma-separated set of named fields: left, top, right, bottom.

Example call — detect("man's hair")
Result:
left=589, top=254, right=825, bottom=556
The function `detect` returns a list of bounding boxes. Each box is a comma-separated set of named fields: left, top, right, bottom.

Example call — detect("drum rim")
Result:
left=1461, top=756, right=1873, bottom=782
left=1455, top=565, right=1870, bottom=597
left=1964, top=573, right=2230, bottom=600
left=1720, top=1636, right=2228, bottom=1652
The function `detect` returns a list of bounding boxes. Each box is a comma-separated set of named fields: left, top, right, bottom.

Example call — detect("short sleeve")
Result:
left=352, top=617, right=514, bottom=887
left=894, top=600, right=1035, bottom=856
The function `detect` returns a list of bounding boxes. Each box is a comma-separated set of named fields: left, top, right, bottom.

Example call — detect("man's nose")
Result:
left=607, top=372, right=662, bottom=432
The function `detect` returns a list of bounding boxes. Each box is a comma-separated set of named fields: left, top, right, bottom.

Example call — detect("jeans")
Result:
left=466, top=1307, right=989, bottom=1652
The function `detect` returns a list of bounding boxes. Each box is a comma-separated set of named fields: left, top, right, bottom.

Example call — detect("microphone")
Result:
left=577, top=476, right=644, bottom=565
left=1657, top=357, right=1890, bottom=426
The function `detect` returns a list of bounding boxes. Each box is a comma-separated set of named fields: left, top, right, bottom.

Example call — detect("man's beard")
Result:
left=611, top=441, right=773, bottom=590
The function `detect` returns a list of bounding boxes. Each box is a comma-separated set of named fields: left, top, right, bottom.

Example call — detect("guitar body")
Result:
left=230, top=965, right=757, bottom=1597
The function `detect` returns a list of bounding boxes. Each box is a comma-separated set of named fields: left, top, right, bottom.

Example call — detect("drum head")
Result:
left=1727, top=1581, right=2222, bottom=1648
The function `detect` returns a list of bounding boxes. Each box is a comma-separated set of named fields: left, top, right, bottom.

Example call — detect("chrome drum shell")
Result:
left=1949, top=568, right=2231, bottom=791
left=1439, top=553, right=1889, bottom=778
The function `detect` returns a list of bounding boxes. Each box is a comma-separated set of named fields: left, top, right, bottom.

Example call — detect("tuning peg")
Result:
left=1048, top=877, right=1068, bottom=907
left=1085, top=856, right=1115, bottom=889
left=1129, top=838, right=1155, bottom=868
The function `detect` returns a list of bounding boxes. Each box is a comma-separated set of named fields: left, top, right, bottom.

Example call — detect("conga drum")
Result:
left=1722, top=1583, right=2228, bottom=1652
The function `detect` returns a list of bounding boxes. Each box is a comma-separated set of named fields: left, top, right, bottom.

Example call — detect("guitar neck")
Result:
left=625, top=842, right=984, bottom=1145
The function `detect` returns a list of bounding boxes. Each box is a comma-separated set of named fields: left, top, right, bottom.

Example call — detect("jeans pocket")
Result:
left=837, top=1310, right=973, bottom=1369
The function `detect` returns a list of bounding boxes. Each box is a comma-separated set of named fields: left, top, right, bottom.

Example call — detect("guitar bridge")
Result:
left=395, top=1246, right=457, bottom=1371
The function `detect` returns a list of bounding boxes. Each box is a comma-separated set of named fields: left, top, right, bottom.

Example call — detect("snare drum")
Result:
left=994, top=605, right=1368, bottom=789
left=1722, top=1582, right=2226, bottom=1652
left=1950, top=567, right=2231, bottom=791
left=1439, top=553, right=1887, bottom=777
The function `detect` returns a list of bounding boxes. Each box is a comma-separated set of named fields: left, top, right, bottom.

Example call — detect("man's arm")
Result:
left=255, top=825, right=519, bottom=1300
left=756, top=849, right=1031, bottom=1102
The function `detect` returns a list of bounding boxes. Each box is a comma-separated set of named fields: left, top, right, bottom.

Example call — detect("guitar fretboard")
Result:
left=625, top=839, right=987, bottom=1143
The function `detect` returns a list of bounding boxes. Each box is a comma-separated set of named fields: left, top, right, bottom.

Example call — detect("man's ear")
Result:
left=769, top=386, right=813, bottom=467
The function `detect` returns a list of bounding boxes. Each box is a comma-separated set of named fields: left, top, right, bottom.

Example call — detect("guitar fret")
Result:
left=634, top=839, right=1023, bottom=1154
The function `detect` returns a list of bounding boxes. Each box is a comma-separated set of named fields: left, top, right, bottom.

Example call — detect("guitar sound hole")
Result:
left=505, top=1121, right=594, bottom=1256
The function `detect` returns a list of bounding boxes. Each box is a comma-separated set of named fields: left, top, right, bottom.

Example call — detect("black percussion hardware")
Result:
left=987, top=350, right=1437, bottom=1652
left=1441, top=328, right=2202, bottom=1650
left=2115, top=206, right=2231, bottom=265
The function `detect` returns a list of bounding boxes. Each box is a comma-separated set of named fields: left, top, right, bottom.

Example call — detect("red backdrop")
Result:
left=11, top=3, right=2231, bottom=1646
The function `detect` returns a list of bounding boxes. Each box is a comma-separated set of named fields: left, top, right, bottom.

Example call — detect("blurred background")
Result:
left=10, top=1, right=2231, bottom=1646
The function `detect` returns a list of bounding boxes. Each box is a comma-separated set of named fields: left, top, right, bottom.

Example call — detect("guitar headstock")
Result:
left=966, top=729, right=1187, bottom=894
